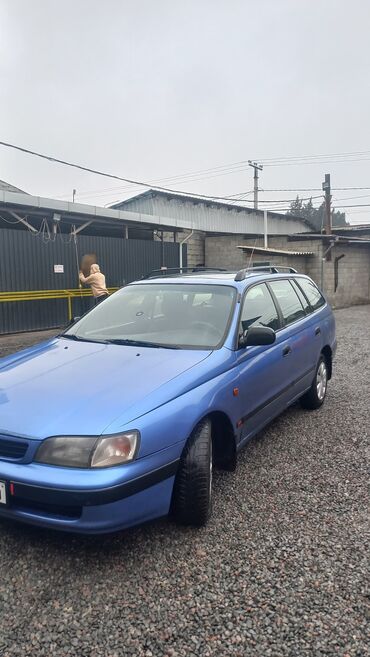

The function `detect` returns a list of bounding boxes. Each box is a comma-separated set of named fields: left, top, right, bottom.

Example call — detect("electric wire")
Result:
left=1, top=140, right=368, bottom=227
left=2, top=140, right=370, bottom=208
left=53, top=150, right=370, bottom=198
left=259, top=149, right=370, bottom=163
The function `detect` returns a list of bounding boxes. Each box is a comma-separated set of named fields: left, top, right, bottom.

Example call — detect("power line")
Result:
left=262, top=203, right=370, bottom=212
left=0, top=140, right=257, bottom=203
left=332, top=203, right=370, bottom=208
left=48, top=150, right=370, bottom=197
left=53, top=165, right=256, bottom=200
left=262, top=187, right=370, bottom=192
left=264, top=158, right=370, bottom=168
left=54, top=180, right=370, bottom=201
left=253, top=195, right=323, bottom=204
left=332, top=193, right=370, bottom=202
left=0, top=140, right=326, bottom=207
left=4, top=137, right=370, bottom=193
left=2, top=140, right=370, bottom=212
left=55, top=176, right=370, bottom=202
left=259, top=149, right=370, bottom=163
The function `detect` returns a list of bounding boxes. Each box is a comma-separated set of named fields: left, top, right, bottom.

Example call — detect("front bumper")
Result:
left=0, top=444, right=182, bottom=534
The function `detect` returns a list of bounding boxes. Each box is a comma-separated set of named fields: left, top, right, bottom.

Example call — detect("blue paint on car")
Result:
left=0, top=270, right=336, bottom=533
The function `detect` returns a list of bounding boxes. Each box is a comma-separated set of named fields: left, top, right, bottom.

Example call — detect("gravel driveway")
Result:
left=0, top=306, right=369, bottom=657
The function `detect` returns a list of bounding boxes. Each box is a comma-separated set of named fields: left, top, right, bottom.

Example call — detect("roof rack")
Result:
left=234, top=265, right=297, bottom=281
left=142, top=266, right=228, bottom=280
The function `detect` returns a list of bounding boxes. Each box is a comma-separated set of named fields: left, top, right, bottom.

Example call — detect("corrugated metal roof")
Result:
left=112, top=189, right=313, bottom=226
left=289, top=232, right=370, bottom=244
left=0, top=190, right=187, bottom=232
left=0, top=190, right=311, bottom=236
left=111, top=189, right=312, bottom=236
left=0, top=179, right=28, bottom=194
left=237, top=245, right=314, bottom=256
left=332, top=224, right=370, bottom=234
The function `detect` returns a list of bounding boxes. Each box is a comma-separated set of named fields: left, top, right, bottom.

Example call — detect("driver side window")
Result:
left=240, top=283, right=280, bottom=334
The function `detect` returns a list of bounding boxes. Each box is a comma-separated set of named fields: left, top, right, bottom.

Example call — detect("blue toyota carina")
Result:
left=0, top=267, right=336, bottom=534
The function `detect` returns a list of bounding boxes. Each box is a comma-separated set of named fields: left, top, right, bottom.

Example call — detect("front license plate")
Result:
left=0, top=481, right=7, bottom=505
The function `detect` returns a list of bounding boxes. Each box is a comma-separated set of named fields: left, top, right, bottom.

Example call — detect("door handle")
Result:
left=282, top=346, right=292, bottom=357
left=315, top=327, right=321, bottom=336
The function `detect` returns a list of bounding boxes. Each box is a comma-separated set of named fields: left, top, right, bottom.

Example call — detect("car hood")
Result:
left=0, top=338, right=211, bottom=438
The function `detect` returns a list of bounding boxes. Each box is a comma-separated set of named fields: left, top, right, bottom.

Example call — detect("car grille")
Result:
left=0, top=435, right=29, bottom=460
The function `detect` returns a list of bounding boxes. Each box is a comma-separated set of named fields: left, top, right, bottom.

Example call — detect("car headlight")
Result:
left=34, top=431, right=140, bottom=468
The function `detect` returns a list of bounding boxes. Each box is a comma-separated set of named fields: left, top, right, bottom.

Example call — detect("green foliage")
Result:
left=287, top=196, right=347, bottom=231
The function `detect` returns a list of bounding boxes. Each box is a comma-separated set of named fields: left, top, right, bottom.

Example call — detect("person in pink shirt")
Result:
left=79, top=264, right=109, bottom=305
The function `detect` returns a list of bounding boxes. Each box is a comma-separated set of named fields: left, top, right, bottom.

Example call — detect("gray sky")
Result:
left=1, top=0, right=370, bottom=223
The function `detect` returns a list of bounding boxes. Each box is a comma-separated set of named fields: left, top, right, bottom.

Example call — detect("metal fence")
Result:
left=0, top=229, right=186, bottom=334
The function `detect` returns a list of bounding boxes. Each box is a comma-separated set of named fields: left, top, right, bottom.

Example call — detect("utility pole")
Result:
left=322, top=173, right=332, bottom=265
left=322, top=174, right=332, bottom=235
left=263, top=210, right=268, bottom=249
left=248, top=161, right=263, bottom=210
left=72, top=189, right=76, bottom=203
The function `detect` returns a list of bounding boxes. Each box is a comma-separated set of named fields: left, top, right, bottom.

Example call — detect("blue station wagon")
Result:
left=0, top=266, right=336, bottom=534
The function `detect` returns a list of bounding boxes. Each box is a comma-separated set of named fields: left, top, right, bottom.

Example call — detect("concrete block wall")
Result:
left=155, top=231, right=370, bottom=307
left=318, top=244, right=370, bottom=307
left=205, top=235, right=247, bottom=270
left=205, top=234, right=370, bottom=308
left=205, top=235, right=311, bottom=275
left=177, top=230, right=206, bottom=267
left=155, top=230, right=206, bottom=267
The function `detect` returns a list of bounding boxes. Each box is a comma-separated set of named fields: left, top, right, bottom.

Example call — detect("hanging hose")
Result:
left=72, top=226, right=82, bottom=290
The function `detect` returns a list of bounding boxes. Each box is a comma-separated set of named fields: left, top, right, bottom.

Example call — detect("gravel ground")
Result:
left=0, top=306, right=369, bottom=657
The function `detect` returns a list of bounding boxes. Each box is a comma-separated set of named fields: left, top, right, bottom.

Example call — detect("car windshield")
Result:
left=64, top=283, right=237, bottom=349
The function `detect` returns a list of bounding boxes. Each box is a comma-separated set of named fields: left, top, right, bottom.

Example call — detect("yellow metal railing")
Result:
left=0, top=288, right=119, bottom=321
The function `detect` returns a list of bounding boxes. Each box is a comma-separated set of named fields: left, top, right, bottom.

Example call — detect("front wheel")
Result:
left=171, top=419, right=212, bottom=526
left=300, top=356, right=328, bottom=410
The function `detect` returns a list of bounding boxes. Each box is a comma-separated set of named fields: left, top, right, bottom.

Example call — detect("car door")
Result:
left=235, top=282, right=294, bottom=443
left=268, top=278, right=317, bottom=401
left=293, top=276, right=328, bottom=365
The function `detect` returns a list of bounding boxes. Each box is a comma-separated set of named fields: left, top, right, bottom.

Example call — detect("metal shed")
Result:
left=112, top=190, right=312, bottom=236
left=0, top=190, right=186, bottom=334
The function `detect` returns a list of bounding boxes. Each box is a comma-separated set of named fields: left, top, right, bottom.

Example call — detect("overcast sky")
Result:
left=1, top=0, right=369, bottom=223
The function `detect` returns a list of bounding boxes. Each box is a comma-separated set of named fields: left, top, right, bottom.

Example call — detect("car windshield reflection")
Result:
left=64, top=283, right=236, bottom=349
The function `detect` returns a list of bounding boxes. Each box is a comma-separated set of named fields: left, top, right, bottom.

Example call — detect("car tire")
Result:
left=171, top=418, right=212, bottom=527
left=300, top=355, right=328, bottom=410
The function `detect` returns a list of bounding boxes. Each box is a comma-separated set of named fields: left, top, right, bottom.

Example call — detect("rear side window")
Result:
left=297, top=278, right=326, bottom=311
left=240, top=283, right=280, bottom=333
left=269, top=279, right=306, bottom=326
left=291, top=279, right=311, bottom=313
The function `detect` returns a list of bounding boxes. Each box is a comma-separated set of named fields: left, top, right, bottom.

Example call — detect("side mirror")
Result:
left=239, top=326, right=276, bottom=348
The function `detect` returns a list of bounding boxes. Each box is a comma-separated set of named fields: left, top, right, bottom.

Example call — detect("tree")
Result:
left=286, top=195, right=347, bottom=231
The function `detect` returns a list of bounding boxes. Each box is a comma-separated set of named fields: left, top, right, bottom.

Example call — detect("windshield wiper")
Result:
left=60, top=334, right=108, bottom=344
left=105, top=338, right=180, bottom=349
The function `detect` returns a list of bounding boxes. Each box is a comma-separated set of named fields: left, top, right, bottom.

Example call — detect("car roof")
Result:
left=130, top=271, right=312, bottom=289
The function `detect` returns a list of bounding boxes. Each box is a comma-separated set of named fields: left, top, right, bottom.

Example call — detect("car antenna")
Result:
left=246, top=239, right=257, bottom=269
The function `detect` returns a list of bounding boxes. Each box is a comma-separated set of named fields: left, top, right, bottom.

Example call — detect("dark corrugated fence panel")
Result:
left=0, top=230, right=186, bottom=334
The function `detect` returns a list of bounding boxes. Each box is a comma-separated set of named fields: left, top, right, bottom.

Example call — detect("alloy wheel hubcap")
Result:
left=316, top=361, right=327, bottom=401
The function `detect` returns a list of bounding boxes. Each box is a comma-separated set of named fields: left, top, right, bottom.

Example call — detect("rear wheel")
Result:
left=300, top=356, right=328, bottom=410
left=171, top=418, right=212, bottom=526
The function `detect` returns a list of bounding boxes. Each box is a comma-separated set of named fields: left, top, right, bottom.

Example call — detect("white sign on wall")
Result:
left=54, top=264, right=64, bottom=274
